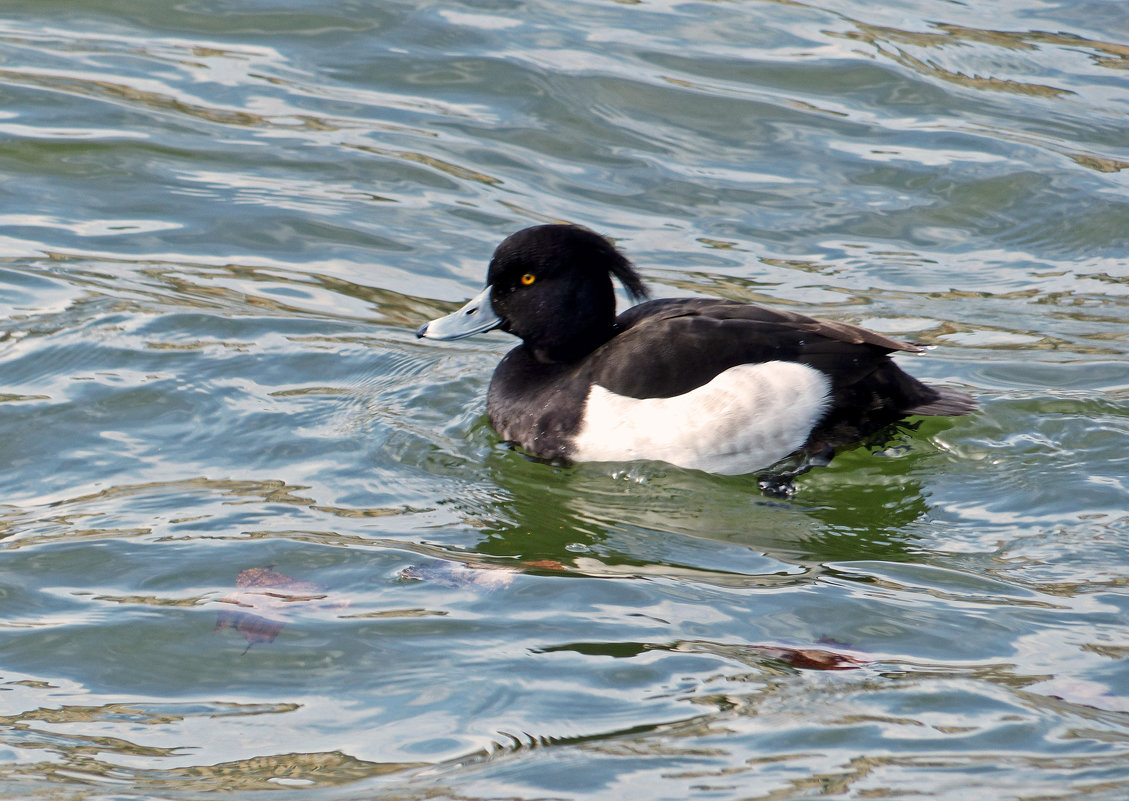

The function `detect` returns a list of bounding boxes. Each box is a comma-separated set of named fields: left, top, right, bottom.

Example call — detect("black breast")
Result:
left=486, top=347, right=593, bottom=460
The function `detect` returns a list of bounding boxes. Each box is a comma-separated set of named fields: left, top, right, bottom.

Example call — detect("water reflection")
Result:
left=455, top=436, right=937, bottom=577
left=0, top=689, right=422, bottom=792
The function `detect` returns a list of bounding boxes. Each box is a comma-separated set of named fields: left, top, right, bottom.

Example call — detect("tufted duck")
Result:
left=417, top=225, right=974, bottom=480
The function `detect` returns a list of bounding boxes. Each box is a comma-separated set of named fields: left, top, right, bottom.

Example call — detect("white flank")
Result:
left=570, top=362, right=831, bottom=475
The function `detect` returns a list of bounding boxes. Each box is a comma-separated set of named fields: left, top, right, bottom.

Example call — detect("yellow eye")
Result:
left=520, top=273, right=536, bottom=286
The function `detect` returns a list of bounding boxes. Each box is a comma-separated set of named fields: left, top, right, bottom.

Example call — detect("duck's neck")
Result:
left=527, top=322, right=615, bottom=364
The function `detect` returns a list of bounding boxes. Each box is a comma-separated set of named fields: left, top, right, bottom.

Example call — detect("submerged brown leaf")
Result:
left=398, top=557, right=570, bottom=589
left=214, top=567, right=344, bottom=652
left=754, top=644, right=869, bottom=671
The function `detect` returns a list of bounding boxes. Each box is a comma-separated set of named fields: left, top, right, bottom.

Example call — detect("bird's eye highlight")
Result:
left=520, top=273, right=536, bottom=286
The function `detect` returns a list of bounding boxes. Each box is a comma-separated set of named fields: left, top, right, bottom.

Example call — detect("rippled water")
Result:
left=2, top=1, right=1128, bottom=798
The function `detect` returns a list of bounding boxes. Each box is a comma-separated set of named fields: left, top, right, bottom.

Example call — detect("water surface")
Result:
left=1, top=1, right=1128, bottom=799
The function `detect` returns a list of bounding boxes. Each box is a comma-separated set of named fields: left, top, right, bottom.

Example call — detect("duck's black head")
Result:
left=487, top=225, right=648, bottom=362
left=418, top=224, right=649, bottom=363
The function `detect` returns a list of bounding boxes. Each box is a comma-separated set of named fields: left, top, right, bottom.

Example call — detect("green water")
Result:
left=1, top=1, right=1128, bottom=799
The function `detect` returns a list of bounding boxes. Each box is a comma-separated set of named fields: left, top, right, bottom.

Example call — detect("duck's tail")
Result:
left=906, top=385, right=977, bottom=417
